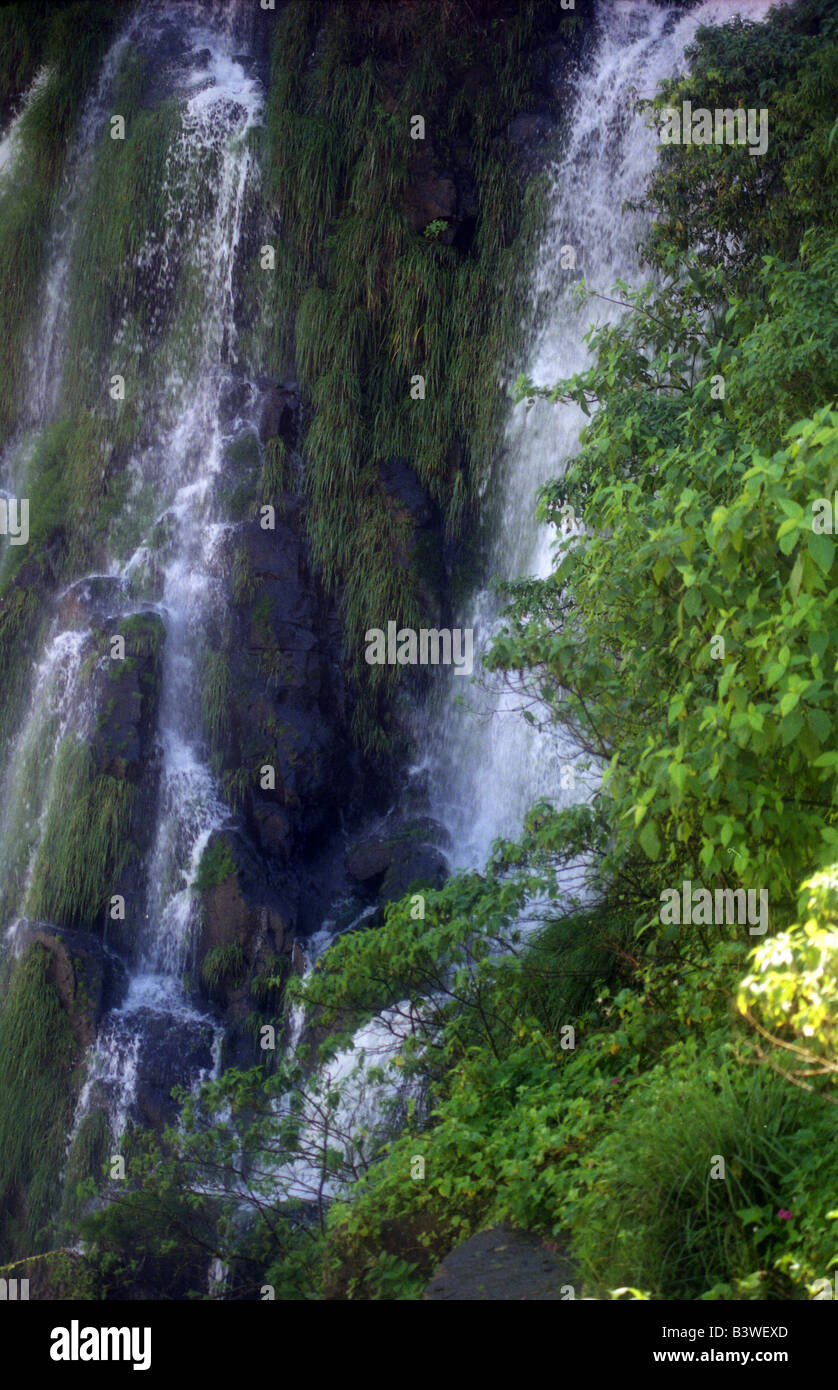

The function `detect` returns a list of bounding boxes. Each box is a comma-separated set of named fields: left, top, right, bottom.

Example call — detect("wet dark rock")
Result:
left=346, top=816, right=450, bottom=907
left=82, top=610, right=165, bottom=954
left=193, top=826, right=296, bottom=1038
left=55, top=576, right=129, bottom=630
left=225, top=497, right=352, bottom=856
left=345, top=838, right=393, bottom=883
left=404, top=166, right=458, bottom=237
left=256, top=378, right=299, bottom=446
left=219, top=372, right=255, bottom=424
left=424, top=1226, right=577, bottom=1301
left=89, top=610, right=164, bottom=783
left=380, top=843, right=448, bottom=904
left=250, top=799, right=293, bottom=863
left=132, top=1010, right=215, bottom=1130
left=377, top=457, right=435, bottom=528
left=508, top=111, right=552, bottom=144
left=376, top=458, right=444, bottom=622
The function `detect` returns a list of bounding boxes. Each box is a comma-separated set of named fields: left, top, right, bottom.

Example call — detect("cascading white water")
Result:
left=0, top=67, right=49, bottom=180
left=429, top=0, right=784, bottom=875
left=0, top=18, right=143, bottom=914
left=0, top=19, right=136, bottom=566
left=289, top=0, right=787, bottom=1201
left=0, top=0, right=790, bottom=1227
left=9, top=0, right=267, bottom=1139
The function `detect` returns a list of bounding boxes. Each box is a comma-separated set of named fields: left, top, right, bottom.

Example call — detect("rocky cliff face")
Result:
left=0, top=0, right=588, bottom=1262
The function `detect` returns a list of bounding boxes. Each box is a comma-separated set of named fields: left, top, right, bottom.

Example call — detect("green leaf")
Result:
left=638, top=822, right=661, bottom=861
left=808, top=709, right=831, bottom=744
left=808, top=530, right=835, bottom=575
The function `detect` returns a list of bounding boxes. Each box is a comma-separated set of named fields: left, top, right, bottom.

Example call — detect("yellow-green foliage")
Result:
left=739, top=868, right=838, bottom=1086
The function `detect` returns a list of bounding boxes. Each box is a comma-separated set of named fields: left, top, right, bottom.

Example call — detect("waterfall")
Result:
left=284, top=0, right=786, bottom=1203
left=73, top=0, right=265, bottom=1135
left=0, top=0, right=267, bottom=1142
left=428, top=0, right=784, bottom=876
left=0, top=0, right=790, bottom=1251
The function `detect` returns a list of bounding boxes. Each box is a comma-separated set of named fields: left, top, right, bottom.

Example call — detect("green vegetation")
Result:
left=26, top=735, right=136, bottom=929
left=0, top=3, right=128, bottom=440
left=60, top=1108, right=111, bottom=1226
left=4, top=0, right=838, bottom=1308
left=257, top=0, right=559, bottom=750
left=62, top=61, right=180, bottom=412
left=0, top=945, right=80, bottom=1262
left=76, top=0, right=838, bottom=1302
left=200, top=943, right=246, bottom=995
left=194, top=838, right=236, bottom=893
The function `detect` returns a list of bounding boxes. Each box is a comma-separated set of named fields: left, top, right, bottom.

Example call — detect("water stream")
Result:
left=0, top=0, right=786, bottom=1227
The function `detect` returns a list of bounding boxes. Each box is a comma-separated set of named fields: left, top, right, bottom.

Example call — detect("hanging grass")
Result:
left=0, top=944, right=81, bottom=1261
left=60, top=1108, right=112, bottom=1226
left=257, top=0, right=560, bottom=751
left=199, top=646, right=232, bottom=754
left=0, top=3, right=126, bottom=441
left=26, top=736, right=137, bottom=930
left=201, top=943, right=246, bottom=995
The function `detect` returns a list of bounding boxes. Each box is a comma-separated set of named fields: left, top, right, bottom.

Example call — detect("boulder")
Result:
left=345, top=816, right=450, bottom=907
left=257, top=380, right=298, bottom=446
left=55, top=576, right=129, bottom=630
left=403, top=169, right=458, bottom=235
left=376, top=457, right=443, bottom=622
left=425, top=1226, right=577, bottom=1301
left=219, top=371, right=255, bottom=424
left=132, top=1009, right=216, bottom=1130
left=224, top=499, right=351, bottom=856
left=508, top=111, right=551, bottom=144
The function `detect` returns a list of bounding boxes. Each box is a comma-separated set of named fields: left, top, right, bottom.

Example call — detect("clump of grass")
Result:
left=0, top=3, right=125, bottom=440
left=230, top=548, right=258, bottom=607
left=199, top=647, right=231, bottom=753
left=259, top=436, right=291, bottom=504
left=201, top=943, right=246, bottom=994
left=570, top=1055, right=825, bottom=1300
left=221, top=766, right=250, bottom=813
left=26, top=735, right=136, bottom=930
left=249, top=952, right=288, bottom=1006
left=62, top=50, right=181, bottom=412
left=194, top=837, right=236, bottom=892
left=0, top=579, right=44, bottom=750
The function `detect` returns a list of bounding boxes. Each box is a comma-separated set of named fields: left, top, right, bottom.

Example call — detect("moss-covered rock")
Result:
left=192, top=827, right=296, bottom=1057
